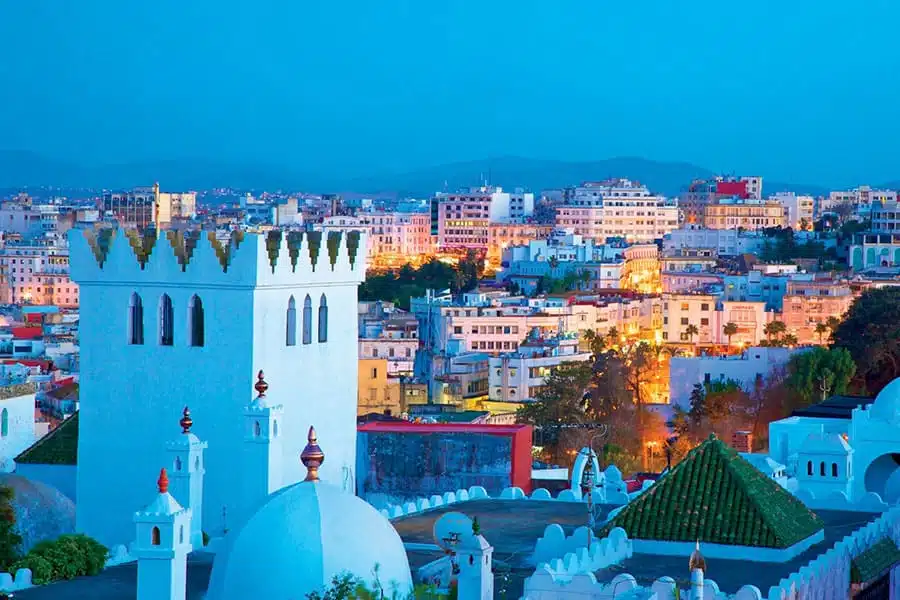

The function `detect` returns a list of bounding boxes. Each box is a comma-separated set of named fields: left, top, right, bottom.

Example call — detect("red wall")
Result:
left=715, top=180, right=749, bottom=198
left=357, top=422, right=534, bottom=494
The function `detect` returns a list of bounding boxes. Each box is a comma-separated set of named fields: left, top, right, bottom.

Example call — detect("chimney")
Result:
left=731, top=430, right=753, bottom=453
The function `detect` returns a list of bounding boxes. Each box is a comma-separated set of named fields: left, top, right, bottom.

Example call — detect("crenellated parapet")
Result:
left=69, top=228, right=367, bottom=288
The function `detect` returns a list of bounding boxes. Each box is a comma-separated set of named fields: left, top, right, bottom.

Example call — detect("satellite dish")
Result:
left=433, top=512, right=473, bottom=551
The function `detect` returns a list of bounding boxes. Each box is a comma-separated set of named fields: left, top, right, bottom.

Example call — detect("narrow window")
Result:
left=832, top=463, right=838, bottom=477
left=819, top=461, right=826, bottom=476
left=302, top=294, right=312, bottom=345
left=159, top=294, right=174, bottom=346
left=194, top=456, right=200, bottom=471
left=286, top=296, right=297, bottom=346
left=179, top=525, right=184, bottom=544
left=151, top=527, right=160, bottom=546
left=273, top=420, right=279, bottom=438
left=129, top=293, right=144, bottom=345
left=0, top=409, right=7, bottom=438
left=174, top=456, right=182, bottom=472
left=189, top=295, right=204, bottom=347
left=807, top=461, right=812, bottom=476
left=254, top=421, right=261, bottom=437
left=318, top=295, right=328, bottom=343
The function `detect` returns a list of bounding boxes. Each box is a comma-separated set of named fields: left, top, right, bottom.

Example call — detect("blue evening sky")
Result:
left=1, top=1, right=897, bottom=186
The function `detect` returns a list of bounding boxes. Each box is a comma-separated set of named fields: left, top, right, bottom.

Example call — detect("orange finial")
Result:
left=180, top=406, right=193, bottom=434
left=255, top=371, right=268, bottom=398
left=158, top=468, right=169, bottom=494
left=300, top=426, right=325, bottom=482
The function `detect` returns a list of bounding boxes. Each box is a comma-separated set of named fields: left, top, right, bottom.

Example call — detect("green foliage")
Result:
left=0, top=486, right=21, bottom=572
left=359, top=256, right=481, bottom=310
left=759, top=227, right=831, bottom=264
left=202, top=530, right=210, bottom=547
left=832, top=287, right=900, bottom=394
left=306, top=570, right=447, bottom=600
left=11, top=534, right=108, bottom=584
left=785, top=347, right=856, bottom=409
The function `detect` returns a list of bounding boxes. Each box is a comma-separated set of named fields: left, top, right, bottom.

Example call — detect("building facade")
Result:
left=704, top=198, right=786, bottom=230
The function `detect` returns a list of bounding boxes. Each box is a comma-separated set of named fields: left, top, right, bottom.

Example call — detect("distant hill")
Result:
left=0, top=149, right=860, bottom=198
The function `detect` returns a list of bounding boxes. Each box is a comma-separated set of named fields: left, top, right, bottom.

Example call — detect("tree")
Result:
left=784, top=346, right=857, bottom=410
left=764, top=320, right=787, bottom=343
left=684, top=324, right=699, bottom=343
left=782, top=333, right=799, bottom=348
left=0, top=486, right=21, bottom=571
left=832, top=288, right=900, bottom=394
left=826, top=316, right=841, bottom=333
left=814, top=322, right=829, bottom=344
left=723, top=322, right=738, bottom=346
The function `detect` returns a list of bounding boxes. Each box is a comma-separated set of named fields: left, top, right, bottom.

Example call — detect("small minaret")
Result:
left=456, top=517, right=494, bottom=600
left=165, top=407, right=207, bottom=549
left=134, top=469, right=192, bottom=600
left=243, top=371, right=285, bottom=513
left=689, top=541, right=706, bottom=600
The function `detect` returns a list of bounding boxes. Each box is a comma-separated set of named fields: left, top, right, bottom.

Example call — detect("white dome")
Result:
left=206, top=481, right=413, bottom=600
left=872, top=377, right=900, bottom=422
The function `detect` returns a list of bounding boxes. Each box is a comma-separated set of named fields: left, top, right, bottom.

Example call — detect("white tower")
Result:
left=71, top=229, right=366, bottom=545
left=134, top=468, right=193, bottom=600
left=456, top=520, right=494, bottom=600
left=243, top=371, right=284, bottom=520
left=165, top=407, right=207, bottom=549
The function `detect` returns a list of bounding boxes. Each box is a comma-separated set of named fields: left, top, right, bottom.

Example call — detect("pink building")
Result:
left=782, top=280, right=855, bottom=344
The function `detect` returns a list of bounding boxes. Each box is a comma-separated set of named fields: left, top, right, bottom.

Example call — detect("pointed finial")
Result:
left=180, top=406, right=193, bottom=434
left=158, top=468, right=169, bottom=494
left=689, top=539, right=706, bottom=572
left=255, top=371, right=268, bottom=398
left=300, top=426, right=325, bottom=482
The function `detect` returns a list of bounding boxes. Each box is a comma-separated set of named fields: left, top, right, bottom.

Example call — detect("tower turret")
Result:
left=242, top=371, right=284, bottom=521
left=133, top=468, right=192, bottom=600
left=456, top=518, right=494, bottom=600
left=165, top=406, right=207, bottom=549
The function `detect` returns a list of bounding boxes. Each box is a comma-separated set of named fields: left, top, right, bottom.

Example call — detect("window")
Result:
left=0, top=409, right=7, bottom=438
left=151, top=527, right=160, bottom=546
left=405, top=348, right=411, bottom=358
left=189, top=295, right=204, bottom=347
left=701, top=303, right=710, bottom=311
left=253, top=421, right=261, bottom=437
left=273, top=421, right=278, bottom=438
left=680, top=303, right=689, bottom=311
left=389, top=347, right=395, bottom=357
left=372, top=367, right=378, bottom=378
left=832, top=463, right=838, bottom=477
left=700, top=318, right=709, bottom=326
left=286, top=296, right=297, bottom=346
left=820, top=461, right=826, bottom=476
left=373, top=348, right=379, bottom=358
left=129, top=293, right=144, bottom=345
left=179, top=525, right=184, bottom=544
left=159, top=294, right=174, bottom=346
left=680, top=317, right=689, bottom=326
left=807, top=461, right=813, bottom=476
left=175, top=456, right=182, bottom=472
left=302, top=295, right=313, bottom=345
left=318, top=295, right=328, bottom=342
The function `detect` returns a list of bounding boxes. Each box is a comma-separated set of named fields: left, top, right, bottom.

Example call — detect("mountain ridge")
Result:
left=0, top=150, right=870, bottom=198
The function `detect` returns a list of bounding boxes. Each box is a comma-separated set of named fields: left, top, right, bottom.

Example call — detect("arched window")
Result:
left=318, top=295, right=328, bottom=343
left=151, top=527, right=160, bottom=546
left=174, top=456, right=182, bottom=472
left=189, top=295, right=204, bottom=347
left=179, top=525, right=184, bottom=544
left=832, top=462, right=838, bottom=477
left=807, top=461, right=813, bottom=476
left=302, top=295, right=313, bottom=345
left=254, top=421, right=261, bottom=437
left=194, top=456, right=200, bottom=471
left=819, top=461, right=826, bottom=476
left=159, top=294, right=174, bottom=346
left=129, top=293, right=144, bottom=345
left=286, top=296, right=297, bottom=346
left=0, top=409, right=7, bottom=438
left=273, top=420, right=279, bottom=438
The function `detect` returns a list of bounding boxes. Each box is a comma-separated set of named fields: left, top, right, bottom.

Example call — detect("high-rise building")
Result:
left=431, top=187, right=535, bottom=250
left=101, top=183, right=197, bottom=229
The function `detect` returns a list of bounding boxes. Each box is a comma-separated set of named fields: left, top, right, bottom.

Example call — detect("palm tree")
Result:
left=782, top=333, right=799, bottom=347
left=826, top=316, right=841, bottom=333
left=684, top=324, right=699, bottom=343
left=814, top=322, right=829, bottom=344
left=723, top=322, right=738, bottom=346
left=607, top=327, right=619, bottom=346
left=764, top=320, right=787, bottom=343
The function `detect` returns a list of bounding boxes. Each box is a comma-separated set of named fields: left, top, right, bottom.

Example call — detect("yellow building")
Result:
left=704, top=198, right=786, bottom=230
left=357, top=358, right=402, bottom=416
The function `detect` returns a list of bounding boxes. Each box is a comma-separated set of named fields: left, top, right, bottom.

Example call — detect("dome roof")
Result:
left=0, top=473, right=75, bottom=553
left=872, top=377, right=900, bottom=423
left=206, top=428, right=413, bottom=600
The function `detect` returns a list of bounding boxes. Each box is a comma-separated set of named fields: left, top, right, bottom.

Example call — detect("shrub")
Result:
left=14, top=533, right=107, bottom=584
left=10, top=554, right=53, bottom=585
left=202, top=531, right=210, bottom=547
left=0, top=486, right=22, bottom=571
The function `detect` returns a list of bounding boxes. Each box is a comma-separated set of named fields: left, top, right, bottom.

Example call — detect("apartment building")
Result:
left=101, top=183, right=196, bottom=229
left=662, top=294, right=768, bottom=346
left=487, top=222, right=553, bottom=262
left=555, top=179, right=679, bottom=243
left=0, top=196, right=61, bottom=238
left=704, top=197, right=786, bottom=230
left=358, top=338, right=418, bottom=376
left=823, top=186, right=897, bottom=216
left=621, top=244, right=660, bottom=293
left=431, top=187, right=535, bottom=250
left=678, top=176, right=763, bottom=223
left=771, top=192, right=814, bottom=229
left=488, top=332, right=590, bottom=403
left=357, top=212, right=433, bottom=257
left=782, top=280, right=855, bottom=345
left=0, top=241, right=78, bottom=307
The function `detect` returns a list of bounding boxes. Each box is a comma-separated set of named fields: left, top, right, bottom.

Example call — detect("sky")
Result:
left=1, top=1, right=898, bottom=186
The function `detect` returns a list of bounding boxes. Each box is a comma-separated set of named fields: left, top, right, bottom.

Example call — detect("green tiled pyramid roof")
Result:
left=851, top=538, right=900, bottom=583
left=15, top=412, right=79, bottom=465
left=601, top=435, right=824, bottom=549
